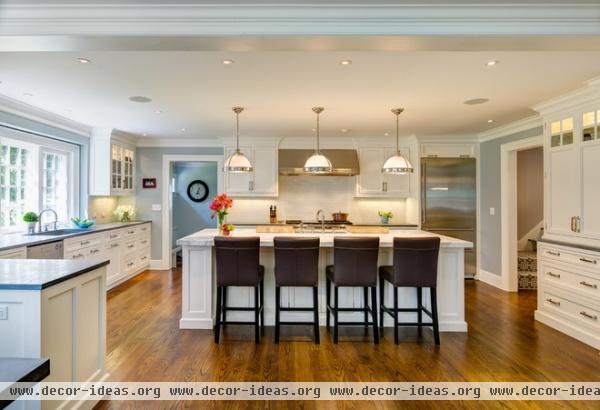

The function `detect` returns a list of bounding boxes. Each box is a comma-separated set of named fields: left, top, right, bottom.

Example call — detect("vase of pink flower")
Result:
left=210, top=193, right=234, bottom=235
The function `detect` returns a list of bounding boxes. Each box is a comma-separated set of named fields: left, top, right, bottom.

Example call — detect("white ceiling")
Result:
left=1, top=50, right=600, bottom=139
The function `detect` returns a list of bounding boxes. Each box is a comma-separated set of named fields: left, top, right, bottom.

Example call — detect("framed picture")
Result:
left=142, top=178, right=157, bottom=189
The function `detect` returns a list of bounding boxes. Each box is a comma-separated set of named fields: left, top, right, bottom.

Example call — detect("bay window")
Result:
left=0, top=131, right=79, bottom=230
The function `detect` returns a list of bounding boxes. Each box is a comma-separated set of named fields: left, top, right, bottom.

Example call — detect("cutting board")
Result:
left=256, top=225, right=295, bottom=233
left=346, top=225, right=390, bottom=234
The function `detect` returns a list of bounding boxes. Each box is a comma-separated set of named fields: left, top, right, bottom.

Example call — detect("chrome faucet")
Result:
left=316, top=209, right=325, bottom=232
left=38, top=208, right=58, bottom=232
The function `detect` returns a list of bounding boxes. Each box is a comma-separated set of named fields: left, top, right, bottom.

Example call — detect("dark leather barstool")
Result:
left=214, top=236, right=265, bottom=344
left=273, top=237, right=320, bottom=344
left=325, top=237, right=380, bottom=344
left=379, top=237, right=441, bottom=345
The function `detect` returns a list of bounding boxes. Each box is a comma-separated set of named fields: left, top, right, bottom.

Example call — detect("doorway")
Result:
left=160, top=155, right=223, bottom=270
left=500, top=136, right=543, bottom=292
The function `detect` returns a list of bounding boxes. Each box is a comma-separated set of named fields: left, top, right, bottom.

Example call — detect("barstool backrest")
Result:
left=392, top=237, right=441, bottom=288
left=274, top=237, right=320, bottom=287
left=214, top=236, right=261, bottom=286
left=332, top=236, right=380, bottom=286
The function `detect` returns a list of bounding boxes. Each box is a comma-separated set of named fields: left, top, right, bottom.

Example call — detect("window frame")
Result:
left=0, top=127, right=79, bottom=232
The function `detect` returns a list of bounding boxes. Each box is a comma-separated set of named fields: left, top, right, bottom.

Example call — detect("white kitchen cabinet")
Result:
left=0, top=247, right=27, bottom=259
left=356, top=146, right=412, bottom=197
left=420, top=143, right=476, bottom=158
left=63, top=223, right=151, bottom=289
left=544, top=108, right=600, bottom=246
left=90, top=128, right=136, bottom=196
left=224, top=146, right=278, bottom=197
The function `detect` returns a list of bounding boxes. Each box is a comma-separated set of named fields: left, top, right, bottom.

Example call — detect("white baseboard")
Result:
left=150, top=258, right=170, bottom=270
left=477, top=269, right=507, bottom=290
left=535, top=309, right=600, bottom=350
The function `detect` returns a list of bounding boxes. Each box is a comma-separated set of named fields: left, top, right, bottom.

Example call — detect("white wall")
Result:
left=227, top=175, right=413, bottom=224
left=517, top=147, right=544, bottom=240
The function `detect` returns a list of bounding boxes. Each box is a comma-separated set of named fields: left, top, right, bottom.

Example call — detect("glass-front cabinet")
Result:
left=111, top=144, right=135, bottom=194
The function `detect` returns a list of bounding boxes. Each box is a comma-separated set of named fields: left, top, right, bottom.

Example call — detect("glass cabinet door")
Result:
left=123, top=149, right=134, bottom=190
left=111, top=144, right=123, bottom=190
left=582, top=110, right=599, bottom=142
left=549, top=117, right=574, bottom=148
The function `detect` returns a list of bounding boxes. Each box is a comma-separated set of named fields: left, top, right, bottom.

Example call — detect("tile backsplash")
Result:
left=227, top=176, right=417, bottom=224
left=88, top=196, right=136, bottom=224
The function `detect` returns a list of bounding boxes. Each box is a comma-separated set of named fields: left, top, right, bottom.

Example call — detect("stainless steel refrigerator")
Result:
left=421, top=157, right=476, bottom=277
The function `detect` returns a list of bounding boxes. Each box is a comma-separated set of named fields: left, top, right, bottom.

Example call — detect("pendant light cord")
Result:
left=396, top=112, right=399, bottom=153
left=316, top=112, right=320, bottom=153
left=236, top=111, right=240, bottom=152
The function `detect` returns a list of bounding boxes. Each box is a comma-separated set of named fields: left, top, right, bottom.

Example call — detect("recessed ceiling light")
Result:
left=77, top=58, right=91, bottom=64
left=222, top=59, right=234, bottom=65
left=464, top=98, right=489, bottom=105
left=154, top=109, right=162, bottom=114
left=311, top=128, right=316, bottom=132
left=487, top=119, right=494, bottom=123
left=340, top=60, right=352, bottom=66
left=142, top=133, right=147, bottom=137
left=485, top=60, right=499, bottom=67
left=384, top=132, right=390, bottom=137
left=181, top=128, right=186, bottom=132
left=340, top=128, right=350, bottom=133
left=129, top=96, right=152, bottom=103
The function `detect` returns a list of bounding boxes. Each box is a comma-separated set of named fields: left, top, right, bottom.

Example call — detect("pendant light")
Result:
left=304, top=106, right=333, bottom=174
left=382, top=108, right=414, bottom=174
left=224, top=106, right=253, bottom=173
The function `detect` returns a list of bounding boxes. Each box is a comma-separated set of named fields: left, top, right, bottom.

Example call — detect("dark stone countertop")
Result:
left=0, top=357, right=49, bottom=408
left=0, top=220, right=151, bottom=253
left=0, top=259, right=109, bottom=290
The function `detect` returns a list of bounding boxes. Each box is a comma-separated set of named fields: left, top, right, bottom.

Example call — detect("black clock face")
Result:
left=187, top=180, right=209, bottom=203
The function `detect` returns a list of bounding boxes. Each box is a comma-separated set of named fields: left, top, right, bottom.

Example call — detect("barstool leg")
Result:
left=371, top=286, right=379, bottom=344
left=313, top=286, right=320, bottom=344
left=214, top=286, right=222, bottom=344
left=417, top=287, right=422, bottom=331
left=254, top=286, right=260, bottom=344
left=326, top=277, right=331, bottom=330
left=363, top=287, right=369, bottom=332
left=333, top=285, right=339, bottom=344
left=431, top=287, right=440, bottom=345
left=260, top=279, right=265, bottom=331
left=222, top=286, right=227, bottom=326
left=393, top=286, right=399, bottom=345
left=379, top=276, right=385, bottom=333
left=275, top=286, right=280, bottom=344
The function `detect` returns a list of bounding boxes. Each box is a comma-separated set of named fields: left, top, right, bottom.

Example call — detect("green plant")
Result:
left=378, top=210, right=393, bottom=219
left=23, top=211, right=39, bottom=223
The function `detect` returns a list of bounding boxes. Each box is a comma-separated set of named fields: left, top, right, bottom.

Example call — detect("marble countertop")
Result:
left=0, top=259, right=109, bottom=290
left=235, top=222, right=419, bottom=227
left=0, top=221, right=151, bottom=253
left=177, top=228, right=472, bottom=249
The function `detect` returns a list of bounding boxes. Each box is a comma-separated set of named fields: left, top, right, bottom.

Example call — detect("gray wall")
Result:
left=479, top=126, right=543, bottom=275
left=0, top=110, right=90, bottom=214
left=517, top=147, right=544, bottom=239
left=135, top=146, right=223, bottom=260
left=172, top=162, right=218, bottom=247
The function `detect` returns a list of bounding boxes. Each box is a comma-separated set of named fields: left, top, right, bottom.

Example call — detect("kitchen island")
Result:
left=177, top=229, right=472, bottom=332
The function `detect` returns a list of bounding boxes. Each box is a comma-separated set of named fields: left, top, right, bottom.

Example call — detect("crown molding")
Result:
left=478, top=115, right=542, bottom=143
left=0, top=94, right=91, bottom=137
left=532, top=78, right=600, bottom=116
left=1, top=3, right=599, bottom=36
left=136, top=137, right=224, bottom=148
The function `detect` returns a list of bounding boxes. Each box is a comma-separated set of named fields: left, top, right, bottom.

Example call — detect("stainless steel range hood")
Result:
left=278, top=149, right=360, bottom=176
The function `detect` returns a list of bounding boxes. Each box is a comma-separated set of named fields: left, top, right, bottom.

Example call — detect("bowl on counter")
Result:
left=71, top=218, right=96, bottom=229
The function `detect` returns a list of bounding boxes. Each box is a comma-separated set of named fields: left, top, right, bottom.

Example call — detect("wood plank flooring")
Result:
left=96, top=268, right=600, bottom=409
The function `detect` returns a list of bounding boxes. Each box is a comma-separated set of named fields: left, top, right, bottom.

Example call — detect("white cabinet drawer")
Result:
left=122, top=239, right=137, bottom=255
left=138, top=223, right=151, bottom=234
left=138, top=235, right=150, bottom=249
left=541, top=288, right=600, bottom=331
left=539, top=243, right=600, bottom=275
left=65, top=244, right=104, bottom=260
left=64, top=233, right=103, bottom=252
left=540, top=263, right=600, bottom=299
left=106, top=230, right=122, bottom=241
left=123, top=226, right=138, bottom=237
left=137, top=252, right=150, bottom=267
left=122, top=255, right=137, bottom=273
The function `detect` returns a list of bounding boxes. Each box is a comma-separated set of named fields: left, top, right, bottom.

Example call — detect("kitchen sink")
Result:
left=25, top=229, right=86, bottom=236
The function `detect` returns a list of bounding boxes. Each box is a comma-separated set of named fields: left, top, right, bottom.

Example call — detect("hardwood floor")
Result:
left=96, top=268, right=599, bottom=409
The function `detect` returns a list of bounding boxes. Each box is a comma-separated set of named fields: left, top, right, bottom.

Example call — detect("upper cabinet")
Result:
left=223, top=145, right=278, bottom=197
left=90, top=128, right=137, bottom=196
left=543, top=104, right=600, bottom=246
left=420, top=143, right=476, bottom=158
left=356, top=146, right=413, bottom=197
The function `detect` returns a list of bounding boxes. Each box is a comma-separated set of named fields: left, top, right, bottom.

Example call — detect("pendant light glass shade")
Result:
left=304, top=106, right=333, bottom=174
left=224, top=106, right=253, bottom=173
left=382, top=108, right=414, bottom=175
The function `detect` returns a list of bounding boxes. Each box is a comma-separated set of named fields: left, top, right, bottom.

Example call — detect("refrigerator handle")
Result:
left=421, top=162, right=426, bottom=225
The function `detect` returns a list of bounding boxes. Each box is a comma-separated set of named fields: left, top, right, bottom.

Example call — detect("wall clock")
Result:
left=187, top=180, right=209, bottom=203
